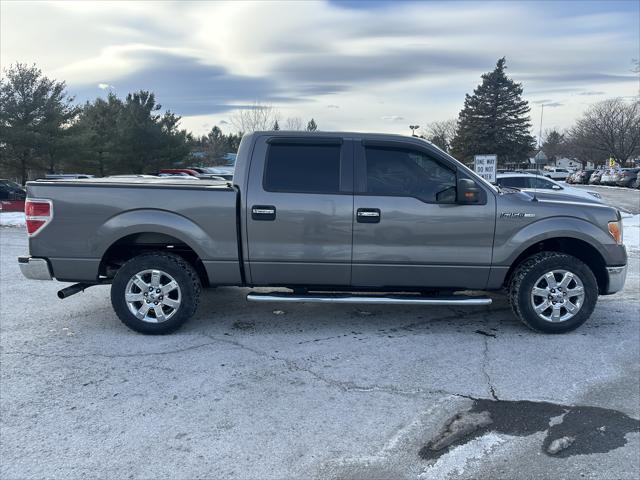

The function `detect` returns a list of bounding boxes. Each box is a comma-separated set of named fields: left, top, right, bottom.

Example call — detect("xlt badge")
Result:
left=500, top=212, right=536, bottom=218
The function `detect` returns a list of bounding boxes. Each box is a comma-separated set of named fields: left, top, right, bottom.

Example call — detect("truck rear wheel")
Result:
left=111, top=252, right=201, bottom=334
left=509, top=252, right=598, bottom=333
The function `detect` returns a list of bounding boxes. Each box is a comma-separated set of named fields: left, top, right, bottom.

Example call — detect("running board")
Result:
left=246, top=292, right=492, bottom=306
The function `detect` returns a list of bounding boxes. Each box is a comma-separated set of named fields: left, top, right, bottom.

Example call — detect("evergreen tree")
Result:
left=272, top=120, right=280, bottom=131
left=306, top=118, right=318, bottom=131
left=0, top=63, right=79, bottom=183
left=70, top=93, right=123, bottom=176
left=451, top=58, right=535, bottom=166
left=115, top=91, right=189, bottom=173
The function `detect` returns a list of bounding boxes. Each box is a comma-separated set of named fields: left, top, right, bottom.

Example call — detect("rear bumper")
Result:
left=18, top=256, right=53, bottom=280
left=605, top=265, right=627, bottom=294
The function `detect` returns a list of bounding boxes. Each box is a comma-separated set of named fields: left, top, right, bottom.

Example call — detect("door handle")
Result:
left=356, top=208, right=381, bottom=223
left=251, top=205, right=276, bottom=221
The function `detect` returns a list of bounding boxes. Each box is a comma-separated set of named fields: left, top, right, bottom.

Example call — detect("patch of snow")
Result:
left=623, top=214, right=639, bottom=253
left=0, top=212, right=25, bottom=227
left=418, top=432, right=506, bottom=480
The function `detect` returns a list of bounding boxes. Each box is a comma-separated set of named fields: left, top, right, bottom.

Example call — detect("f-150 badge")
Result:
left=500, top=212, right=536, bottom=218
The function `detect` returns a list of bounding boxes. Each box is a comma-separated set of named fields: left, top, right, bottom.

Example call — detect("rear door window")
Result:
left=264, top=143, right=341, bottom=193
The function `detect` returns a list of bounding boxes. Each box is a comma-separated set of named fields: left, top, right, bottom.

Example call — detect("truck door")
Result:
left=245, top=136, right=354, bottom=286
left=351, top=140, right=495, bottom=289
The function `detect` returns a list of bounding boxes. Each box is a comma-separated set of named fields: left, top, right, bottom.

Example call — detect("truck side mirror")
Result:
left=457, top=178, right=480, bottom=204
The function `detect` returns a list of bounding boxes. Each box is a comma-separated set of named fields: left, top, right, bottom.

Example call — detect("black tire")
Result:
left=509, top=252, right=598, bottom=333
left=110, top=252, right=201, bottom=334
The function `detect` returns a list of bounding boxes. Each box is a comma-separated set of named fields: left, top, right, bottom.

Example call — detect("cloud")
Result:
left=72, top=48, right=290, bottom=115
left=578, top=90, right=606, bottom=96
left=381, top=115, right=405, bottom=121
left=98, top=83, right=113, bottom=90
left=274, top=49, right=492, bottom=88
left=519, top=72, right=636, bottom=84
left=327, top=104, right=340, bottom=109
left=219, top=120, right=229, bottom=125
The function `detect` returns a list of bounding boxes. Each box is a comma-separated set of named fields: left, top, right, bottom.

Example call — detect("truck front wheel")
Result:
left=111, top=252, right=201, bottom=334
left=509, top=252, right=598, bottom=333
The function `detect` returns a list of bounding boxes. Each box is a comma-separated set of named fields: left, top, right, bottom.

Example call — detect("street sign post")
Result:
left=474, top=154, right=497, bottom=183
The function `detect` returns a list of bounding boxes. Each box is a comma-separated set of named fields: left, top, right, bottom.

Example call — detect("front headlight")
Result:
left=588, top=191, right=602, bottom=199
left=608, top=220, right=623, bottom=245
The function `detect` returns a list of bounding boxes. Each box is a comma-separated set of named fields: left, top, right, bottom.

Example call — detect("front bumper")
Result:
left=18, top=256, right=53, bottom=280
left=605, top=265, right=627, bottom=294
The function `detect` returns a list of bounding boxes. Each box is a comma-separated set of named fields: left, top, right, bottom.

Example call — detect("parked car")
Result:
left=616, top=168, right=640, bottom=188
left=600, top=169, right=620, bottom=186
left=161, top=168, right=230, bottom=181
left=0, top=179, right=26, bottom=211
left=588, top=170, right=604, bottom=185
left=495, top=173, right=602, bottom=202
left=566, top=171, right=579, bottom=184
left=634, top=171, right=640, bottom=189
left=571, top=169, right=595, bottom=185
left=18, top=132, right=627, bottom=335
left=201, top=167, right=234, bottom=181
left=542, top=167, right=571, bottom=181
left=0, top=179, right=26, bottom=200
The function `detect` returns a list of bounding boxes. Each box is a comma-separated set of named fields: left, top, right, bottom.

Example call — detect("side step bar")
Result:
left=246, top=292, right=492, bottom=306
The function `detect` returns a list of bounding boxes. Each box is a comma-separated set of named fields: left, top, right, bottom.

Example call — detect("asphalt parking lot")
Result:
left=1, top=188, right=639, bottom=480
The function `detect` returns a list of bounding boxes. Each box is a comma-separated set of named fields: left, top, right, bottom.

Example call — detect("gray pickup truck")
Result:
left=19, top=132, right=627, bottom=334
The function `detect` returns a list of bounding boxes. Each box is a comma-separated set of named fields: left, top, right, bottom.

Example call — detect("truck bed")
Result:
left=26, top=178, right=241, bottom=284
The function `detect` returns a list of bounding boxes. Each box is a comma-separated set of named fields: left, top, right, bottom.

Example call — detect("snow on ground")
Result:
left=623, top=214, right=640, bottom=253
left=0, top=212, right=25, bottom=227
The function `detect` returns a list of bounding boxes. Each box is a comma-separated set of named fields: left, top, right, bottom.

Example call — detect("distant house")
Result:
left=550, top=157, right=581, bottom=170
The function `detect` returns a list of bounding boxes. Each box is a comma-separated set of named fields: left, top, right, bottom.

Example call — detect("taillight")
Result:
left=25, top=199, right=53, bottom=236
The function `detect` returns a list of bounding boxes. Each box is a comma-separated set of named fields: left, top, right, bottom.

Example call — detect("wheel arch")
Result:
left=94, top=209, right=215, bottom=285
left=503, top=237, right=608, bottom=294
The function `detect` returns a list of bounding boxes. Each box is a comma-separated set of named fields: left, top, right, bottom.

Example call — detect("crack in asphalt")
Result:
left=199, top=332, right=468, bottom=399
left=2, top=331, right=483, bottom=401
left=0, top=340, right=223, bottom=359
left=480, top=335, right=499, bottom=401
left=2, top=305, right=510, bottom=401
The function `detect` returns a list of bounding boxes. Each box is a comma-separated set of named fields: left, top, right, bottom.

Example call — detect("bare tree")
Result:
left=421, top=119, right=457, bottom=152
left=565, top=98, right=640, bottom=165
left=541, top=128, right=565, bottom=162
left=284, top=117, right=303, bottom=131
left=230, top=102, right=280, bottom=133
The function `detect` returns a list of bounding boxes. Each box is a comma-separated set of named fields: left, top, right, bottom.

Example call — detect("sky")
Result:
left=1, top=0, right=638, bottom=137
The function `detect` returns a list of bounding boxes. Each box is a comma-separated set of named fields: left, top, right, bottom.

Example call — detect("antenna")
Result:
left=532, top=104, right=545, bottom=202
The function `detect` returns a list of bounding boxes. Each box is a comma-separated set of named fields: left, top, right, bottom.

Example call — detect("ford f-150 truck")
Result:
left=18, top=132, right=627, bottom=334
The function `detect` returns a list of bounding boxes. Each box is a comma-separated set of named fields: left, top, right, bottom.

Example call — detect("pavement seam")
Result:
left=480, top=313, right=499, bottom=401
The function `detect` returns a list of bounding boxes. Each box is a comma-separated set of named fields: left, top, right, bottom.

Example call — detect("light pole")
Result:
left=409, top=125, right=420, bottom=137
